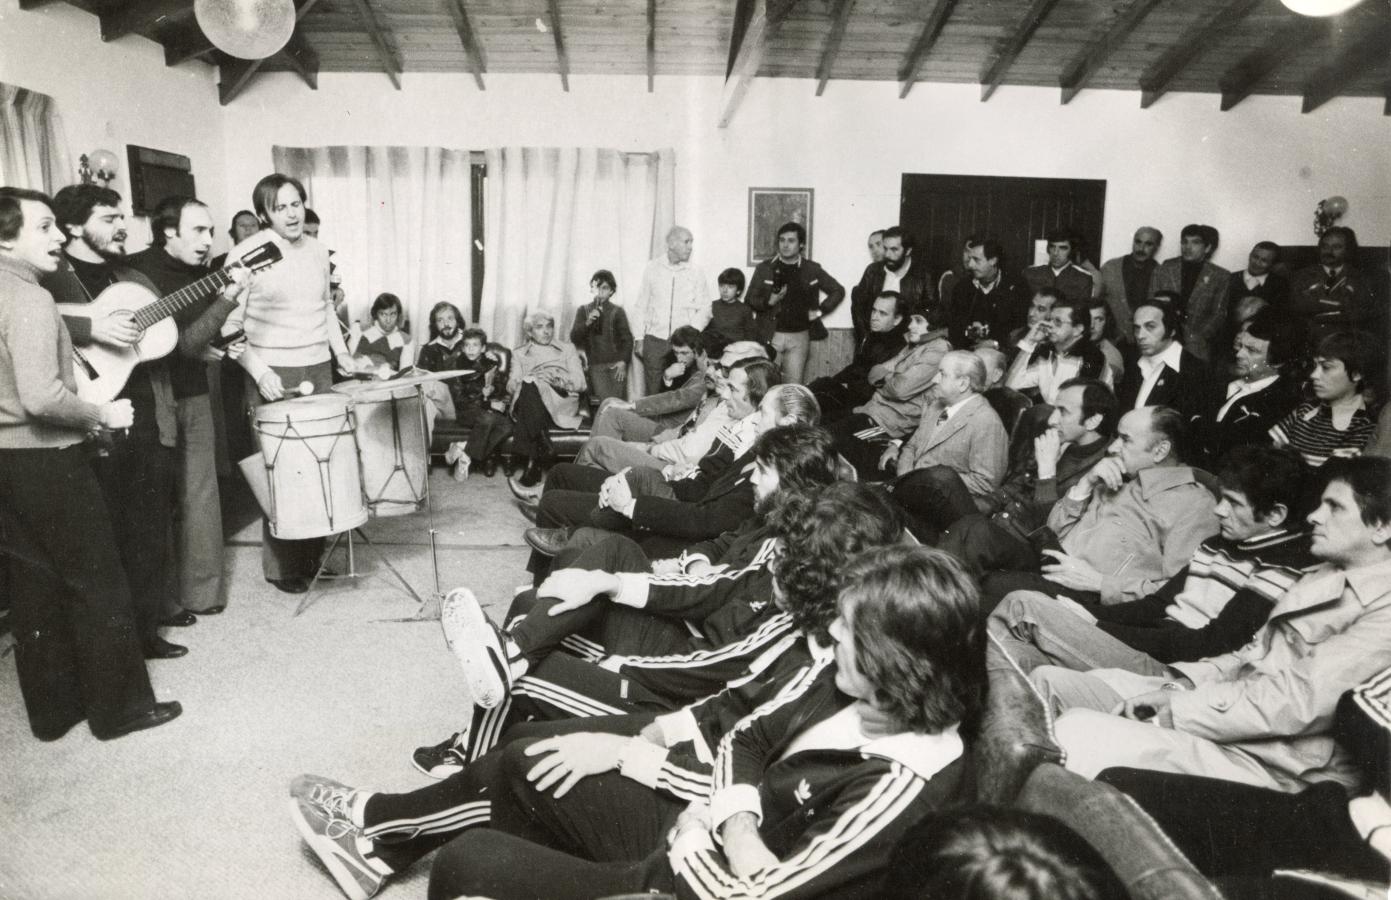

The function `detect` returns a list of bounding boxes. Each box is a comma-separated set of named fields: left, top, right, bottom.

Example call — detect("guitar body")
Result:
left=58, top=283, right=179, bottom=404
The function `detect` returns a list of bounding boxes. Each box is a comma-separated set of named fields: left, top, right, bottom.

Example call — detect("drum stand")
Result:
left=294, top=384, right=445, bottom=620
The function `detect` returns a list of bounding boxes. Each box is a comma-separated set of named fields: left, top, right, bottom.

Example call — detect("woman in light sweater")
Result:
left=0, top=187, right=180, bottom=740
left=224, top=174, right=352, bottom=594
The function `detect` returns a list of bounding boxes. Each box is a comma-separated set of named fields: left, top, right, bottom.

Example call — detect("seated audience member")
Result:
left=974, top=345, right=1032, bottom=438
left=991, top=445, right=1315, bottom=675
left=1005, top=287, right=1058, bottom=351
left=880, top=806, right=1128, bottom=900
left=954, top=406, right=1219, bottom=610
left=1117, top=296, right=1215, bottom=420
left=1100, top=669, right=1391, bottom=893
left=1149, top=223, right=1230, bottom=362
left=1087, top=297, right=1125, bottom=383
left=1210, top=292, right=1270, bottom=376
left=522, top=365, right=788, bottom=570
left=941, top=377, right=1115, bottom=553
left=507, top=310, right=587, bottom=488
left=850, top=225, right=935, bottom=341
left=589, top=325, right=711, bottom=440
left=417, top=307, right=513, bottom=479
left=1289, top=226, right=1385, bottom=346
left=1227, top=240, right=1289, bottom=309
left=1192, top=309, right=1300, bottom=467
left=830, top=312, right=952, bottom=480
left=348, top=292, right=411, bottom=373
left=418, top=545, right=982, bottom=900
left=1004, top=299, right=1113, bottom=405
left=1097, top=226, right=1162, bottom=343
left=882, top=350, right=1009, bottom=541
left=569, top=269, right=633, bottom=403
left=1034, top=456, right=1391, bottom=794
left=950, top=237, right=1029, bottom=349
left=745, top=220, right=845, bottom=385
left=809, top=290, right=907, bottom=420
left=1271, top=330, right=1382, bottom=468
left=572, top=341, right=765, bottom=476
left=702, top=266, right=756, bottom=347
left=1023, top=230, right=1094, bottom=305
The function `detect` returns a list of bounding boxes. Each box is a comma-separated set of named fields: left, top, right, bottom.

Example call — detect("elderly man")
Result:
left=1036, top=457, right=1391, bottom=795
left=1149, top=224, right=1230, bottom=362
left=849, top=226, right=934, bottom=343
left=573, top=341, right=766, bottom=476
left=631, top=226, right=710, bottom=396
left=1097, top=226, right=1161, bottom=341
left=1022, top=230, right=1094, bottom=305
left=962, top=406, right=1219, bottom=610
left=882, top=350, right=1008, bottom=542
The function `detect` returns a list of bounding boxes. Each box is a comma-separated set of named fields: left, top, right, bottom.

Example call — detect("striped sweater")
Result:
left=1271, top=401, right=1377, bottom=468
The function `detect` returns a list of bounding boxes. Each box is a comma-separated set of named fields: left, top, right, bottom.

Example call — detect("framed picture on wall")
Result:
left=748, top=187, right=813, bottom=265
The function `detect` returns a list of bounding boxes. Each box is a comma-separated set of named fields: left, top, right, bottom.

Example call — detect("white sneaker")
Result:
left=443, top=441, right=464, bottom=465
left=440, top=588, right=513, bottom=709
left=453, top=453, right=470, bottom=482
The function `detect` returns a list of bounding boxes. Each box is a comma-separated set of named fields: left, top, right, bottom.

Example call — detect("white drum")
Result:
left=334, top=380, right=428, bottom=518
left=251, top=395, right=368, bottom=539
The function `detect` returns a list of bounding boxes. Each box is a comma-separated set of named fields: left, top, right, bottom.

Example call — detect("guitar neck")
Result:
left=132, top=269, right=236, bottom=330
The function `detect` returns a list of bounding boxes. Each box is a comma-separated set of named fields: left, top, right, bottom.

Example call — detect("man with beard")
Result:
left=849, top=226, right=933, bottom=344
left=416, top=303, right=513, bottom=476
left=130, top=196, right=249, bottom=618
left=1097, top=226, right=1161, bottom=342
left=44, top=185, right=186, bottom=660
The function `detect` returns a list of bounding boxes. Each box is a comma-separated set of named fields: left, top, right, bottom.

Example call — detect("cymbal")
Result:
left=332, top=369, right=475, bottom=395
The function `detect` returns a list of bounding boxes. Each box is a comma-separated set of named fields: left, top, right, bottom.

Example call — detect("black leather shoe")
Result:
left=518, top=459, right=545, bottom=488
left=268, top=577, right=309, bottom=594
left=94, top=701, right=182, bottom=741
left=524, top=527, right=572, bottom=557
left=143, top=636, right=189, bottom=660
left=160, top=610, right=197, bottom=628
left=481, top=457, right=498, bottom=477
left=195, top=605, right=226, bottom=616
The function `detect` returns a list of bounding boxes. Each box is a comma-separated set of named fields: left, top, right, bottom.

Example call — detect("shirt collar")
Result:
left=1227, top=374, right=1279, bottom=397
left=1243, top=271, right=1268, bottom=287
left=0, top=255, right=41, bottom=284
left=863, top=723, right=962, bottom=783
left=1140, top=341, right=1184, bottom=374
left=428, top=334, right=462, bottom=348
left=974, top=272, right=1001, bottom=293
left=944, top=393, right=976, bottom=419
left=1134, top=464, right=1199, bottom=500
left=1345, top=557, right=1391, bottom=606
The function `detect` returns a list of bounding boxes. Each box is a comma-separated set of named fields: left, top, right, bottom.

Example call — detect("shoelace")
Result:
left=308, top=784, right=359, bottom=839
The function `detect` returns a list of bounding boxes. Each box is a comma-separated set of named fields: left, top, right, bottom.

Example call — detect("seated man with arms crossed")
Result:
left=808, top=290, right=907, bottom=421
left=1034, top=456, right=1391, bottom=796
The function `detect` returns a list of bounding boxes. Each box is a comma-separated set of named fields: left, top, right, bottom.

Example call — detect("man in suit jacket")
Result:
left=1023, top=230, right=1094, bottom=305
left=1118, top=299, right=1216, bottom=421
left=849, top=226, right=934, bottom=343
left=1226, top=241, right=1290, bottom=310
left=1288, top=226, right=1386, bottom=348
left=1149, top=224, right=1230, bottom=363
left=883, top=350, right=1008, bottom=541
left=1097, top=226, right=1162, bottom=344
left=1192, top=309, right=1300, bottom=469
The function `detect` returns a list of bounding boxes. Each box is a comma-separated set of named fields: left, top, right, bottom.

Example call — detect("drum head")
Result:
left=332, top=380, right=419, bottom=402
left=255, top=394, right=350, bottom=424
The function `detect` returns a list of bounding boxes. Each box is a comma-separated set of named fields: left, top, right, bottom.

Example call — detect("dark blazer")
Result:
left=1226, top=270, right=1290, bottom=310
left=1150, top=258, right=1231, bottom=363
left=1192, top=375, right=1301, bottom=468
left=746, top=257, right=845, bottom=341
left=1118, top=346, right=1217, bottom=421
left=1023, top=263, right=1094, bottom=304
left=850, top=259, right=935, bottom=344
left=1287, top=264, right=1386, bottom=345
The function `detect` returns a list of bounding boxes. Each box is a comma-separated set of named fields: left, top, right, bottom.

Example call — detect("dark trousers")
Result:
left=809, top=376, right=873, bottom=423
left=428, top=737, right=679, bottom=900
left=454, top=404, right=513, bottom=462
left=528, top=464, right=677, bottom=580
left=511, top=381, right=558, bottom=461
left=0, top=445, right=156, bottom=739
left=640, top=334, right=671, bottom=397
left=1099, top=768, right=1389, bottom=888
left=830, top=412, right=893, bottom=482
left=938, top=513, right=1098, bottom=613
left=92, top=429, right=175, bottom=641
left=893, top=465, right=979, bottom=543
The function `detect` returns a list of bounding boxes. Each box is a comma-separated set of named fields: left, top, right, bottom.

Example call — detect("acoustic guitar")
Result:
left=57, top=241, right=282, bottom=404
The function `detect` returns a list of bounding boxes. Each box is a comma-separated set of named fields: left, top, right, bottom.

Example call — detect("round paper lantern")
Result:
left=1323, top=195, right=1349, bottom=218
left=194, top=0, right=296, bottom=60
left=87, top=148, right=120, bottom=182
left=1280, top=0, right=1364, bottom=16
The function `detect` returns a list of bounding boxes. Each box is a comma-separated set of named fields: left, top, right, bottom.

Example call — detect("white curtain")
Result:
left=272, top=145, right=473, bottom=354
left=0, top=82, right=73, bottom=193
left=480, top=147, right=675, bottom=351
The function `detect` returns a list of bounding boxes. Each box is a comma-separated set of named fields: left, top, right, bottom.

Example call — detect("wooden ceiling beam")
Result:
left=165, top=35, right=216, bottom=67
left=219, top=56, right=265, bottom=106
left=979, top=0, right=1062, bottom=102
left=719, top=0, right=804, bottom=126
left=346, top=0, right=403, bottom=90
left=99, top=0, right=190, bottom=43
left=279, top=29, right=320, bottom=90
left=17, top=0, right=59, bottom=9
left=1302, top=27, right=1391, bottom=113
left=1138, top=0, right=1263, bottom=109
left=814, top=0, right=855, bottom=97
left=443, top=0, right=486, bottom=90
left=1219, top=17, right=1328, bottom=111
left=546, top=0, right=571, bottom=92
left=1058, top=0, right=1163, bottom=105
left=898, top=0, right=957, bottom=99
left=647, top=0, right=657, bottom=92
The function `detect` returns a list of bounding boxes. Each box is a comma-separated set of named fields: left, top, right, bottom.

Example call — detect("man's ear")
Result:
left=1151, top=438, right=1173, bottom=463
left=1371, top=520, right=1391, bottom=548
left=1263, top=502, right=1289, bottom=530
left=1082, top=413, right=1104, bottom=434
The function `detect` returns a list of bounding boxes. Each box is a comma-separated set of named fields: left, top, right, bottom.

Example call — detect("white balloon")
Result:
left=1323, top=196, right=1349, bottom=217
left=194, top=0, right=296, bottom=60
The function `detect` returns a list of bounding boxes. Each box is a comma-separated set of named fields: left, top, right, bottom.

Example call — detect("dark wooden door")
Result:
left=900, top=174, right=1108, bottom=282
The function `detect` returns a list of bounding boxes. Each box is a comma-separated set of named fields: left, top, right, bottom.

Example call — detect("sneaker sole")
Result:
left=410, top=750, right=465, bottom=781
left=287, top=798, right=374, bottom=900
left=440, top=589, right=509, bottom=709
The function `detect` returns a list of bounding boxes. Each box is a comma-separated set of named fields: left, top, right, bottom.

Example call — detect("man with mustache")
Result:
left=42, top=184, right=186, bottom=661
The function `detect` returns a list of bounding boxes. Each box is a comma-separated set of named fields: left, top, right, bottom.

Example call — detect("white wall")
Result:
left=224, top=70, right=1391, bottom=327
left=0, top=0, right=227, bottom=249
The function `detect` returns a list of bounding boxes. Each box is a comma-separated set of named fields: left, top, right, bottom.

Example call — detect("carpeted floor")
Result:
left=0, top=467, right=539, bottom=900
